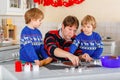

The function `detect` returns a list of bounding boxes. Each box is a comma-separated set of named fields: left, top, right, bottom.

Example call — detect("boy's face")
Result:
left=32, top=18, right=42, bottom=28
left=62, top=25, right=77, bottom=40
left=82, top=23, right=93, bottom=36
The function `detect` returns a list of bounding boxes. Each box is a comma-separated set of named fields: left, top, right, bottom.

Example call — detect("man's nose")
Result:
left=70, top=30, right=75, bottom=36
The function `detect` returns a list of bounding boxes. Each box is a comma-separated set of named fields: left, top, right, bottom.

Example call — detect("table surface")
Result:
left=1, top=60, right=120, bottom=80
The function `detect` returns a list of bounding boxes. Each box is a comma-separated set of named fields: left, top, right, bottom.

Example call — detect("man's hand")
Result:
left=67, top=54, right=80, bottom=66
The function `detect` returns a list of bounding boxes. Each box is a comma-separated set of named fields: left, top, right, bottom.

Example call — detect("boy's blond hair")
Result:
left=24, top=8, right=44, bottom=24
left=81, top=15, right=96, bottom=29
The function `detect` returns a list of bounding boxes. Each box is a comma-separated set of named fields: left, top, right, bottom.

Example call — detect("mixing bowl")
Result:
left=101, top=56, right=120, bottom=68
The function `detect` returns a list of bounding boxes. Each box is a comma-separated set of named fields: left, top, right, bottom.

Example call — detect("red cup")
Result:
left=15, top=60, right=22, bottom=72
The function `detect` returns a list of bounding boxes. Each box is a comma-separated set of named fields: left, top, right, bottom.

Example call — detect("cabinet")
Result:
left=0, top=0, right=36, bottom=15
left=102, top=40, right=116, bottom=56
left=0, top=45, right=19, bottom=62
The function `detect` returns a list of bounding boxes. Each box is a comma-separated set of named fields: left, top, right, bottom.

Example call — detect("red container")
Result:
left=15, top=60, right=22, bottom=72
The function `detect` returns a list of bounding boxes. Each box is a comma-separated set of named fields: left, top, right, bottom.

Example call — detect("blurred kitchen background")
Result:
left=0, top=0, right=120, bottom=56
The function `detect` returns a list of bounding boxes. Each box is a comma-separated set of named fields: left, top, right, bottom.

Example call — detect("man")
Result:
left=44, top=15, right=82, bottom=66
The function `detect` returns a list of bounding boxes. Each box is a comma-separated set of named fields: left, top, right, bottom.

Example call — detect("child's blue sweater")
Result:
left=20, top=26, right=48, bottom=62
left=70, top=32, right=103, bottom=59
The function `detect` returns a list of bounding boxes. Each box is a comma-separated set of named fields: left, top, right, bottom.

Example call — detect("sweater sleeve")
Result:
left=20, top=32, right=39, bottom=61
left=91, top=34, right=103, bottom=59
left=40, top=44, right=49, bottom=59
left=69, top=38, right=80, bottom=54
left=44, top=32, right=58, bottom=57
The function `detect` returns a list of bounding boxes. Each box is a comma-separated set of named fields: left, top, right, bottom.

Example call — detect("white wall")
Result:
left=43, top=0, right=120, bottom=23
left=40, top=0, right=120, bottom=41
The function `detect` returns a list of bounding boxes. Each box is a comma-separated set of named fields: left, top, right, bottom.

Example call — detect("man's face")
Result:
left=62, top=25, right=77, bottom=40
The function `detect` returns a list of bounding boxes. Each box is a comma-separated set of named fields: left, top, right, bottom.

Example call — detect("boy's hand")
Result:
left=34, top=60, right=41, bottom=66
left=39, top=57, right=53, bottom=66
left=80, top=53, right=93, bottom=62
left=34, top=57, right=52, bottom=67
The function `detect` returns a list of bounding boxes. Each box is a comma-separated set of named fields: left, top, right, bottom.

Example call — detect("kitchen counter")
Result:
left=1, top=60, right=120, bottom=80
left=0, top=44, right=20, bottom=62
left=0, top=44, right=19, bottom=51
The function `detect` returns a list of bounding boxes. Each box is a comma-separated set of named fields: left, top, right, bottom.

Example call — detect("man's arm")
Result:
left=44, top=32, right=79, bottom=66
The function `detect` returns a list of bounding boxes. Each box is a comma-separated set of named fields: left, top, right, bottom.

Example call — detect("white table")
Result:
left=1, top=61, right=120, bottom=80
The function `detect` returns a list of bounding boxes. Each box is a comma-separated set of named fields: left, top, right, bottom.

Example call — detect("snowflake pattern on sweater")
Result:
left=20, top=26, right=48, bottom=62
left=70, top=32, right=103, bottom=59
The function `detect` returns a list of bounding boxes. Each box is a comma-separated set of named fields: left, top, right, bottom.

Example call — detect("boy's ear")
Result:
left=31, top=18, right=35, bottom=21
left=31, top=18, right=36, bottom=21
